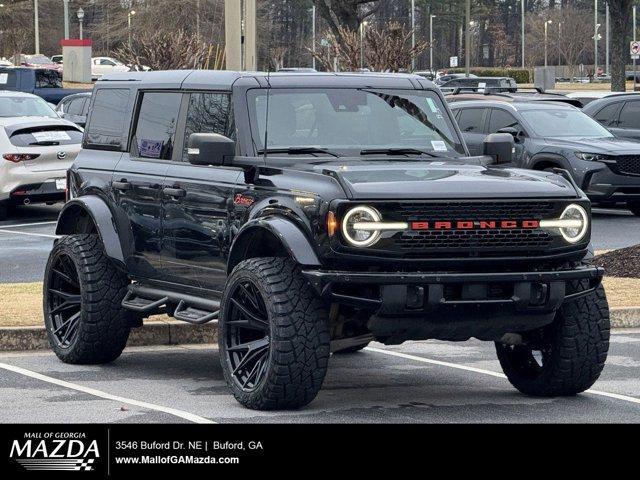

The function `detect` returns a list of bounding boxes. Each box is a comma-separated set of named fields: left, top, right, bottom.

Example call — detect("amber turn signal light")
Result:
left=327, top=211, right=338, bottom=237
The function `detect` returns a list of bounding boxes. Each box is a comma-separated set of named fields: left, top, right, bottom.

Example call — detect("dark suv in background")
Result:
left=44, top=71, right=608, bottom=410
left=583, top=93, right=640, bottom=140
left=450, top=99, right=640, bottom=215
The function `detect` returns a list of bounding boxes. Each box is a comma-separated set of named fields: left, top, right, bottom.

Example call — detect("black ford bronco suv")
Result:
left=44, top=71, right=609, bottom=410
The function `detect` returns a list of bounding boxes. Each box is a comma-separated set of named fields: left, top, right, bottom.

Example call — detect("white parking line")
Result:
left=0, top=362, right=216, bottom=424
left=0, top=229, right=60, bottom=239
left=366, top=346, right=640, bottom=406
left=0, top=221, right=58, bottom=229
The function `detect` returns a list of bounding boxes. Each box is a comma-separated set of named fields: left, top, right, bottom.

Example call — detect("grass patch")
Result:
left=1, top=278, right=638, bottom=328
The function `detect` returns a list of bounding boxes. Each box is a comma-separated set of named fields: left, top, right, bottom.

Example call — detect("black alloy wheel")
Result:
left=224, top=280, right=271, bottom=391
left=47, top=252, right=82, bottom=349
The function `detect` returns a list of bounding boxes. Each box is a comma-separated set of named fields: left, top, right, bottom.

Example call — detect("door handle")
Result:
left=112, top=180, right=131, bottom=191
left=162, top=187, right=186, bottom=198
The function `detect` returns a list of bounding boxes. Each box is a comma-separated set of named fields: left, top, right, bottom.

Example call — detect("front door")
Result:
left=160, top=91, right=240, bottom=294
left=112, top=90, right=184, bottom=280
left=456, top=107, right=488, bottom=156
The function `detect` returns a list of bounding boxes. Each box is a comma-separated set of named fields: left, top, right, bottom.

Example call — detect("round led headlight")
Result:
left=341, top=206, right=382, bottom=247
left=558, top=204, right=588, bottom=243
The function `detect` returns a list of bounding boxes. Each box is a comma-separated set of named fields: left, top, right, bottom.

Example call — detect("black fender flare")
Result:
left=55, top=196, right=126, bottom=267
left=228, top=216, right=321, bottom=273
left=529, top=153, right=573, bottom=171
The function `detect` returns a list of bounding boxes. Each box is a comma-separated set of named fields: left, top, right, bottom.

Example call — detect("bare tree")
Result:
left=607, top=0, right=635, bottom=91
left=365, top=22, right=429, bottom=72
left=115, top=30, right=212, bottom=70
left=312, top=0, right=381, bottom=36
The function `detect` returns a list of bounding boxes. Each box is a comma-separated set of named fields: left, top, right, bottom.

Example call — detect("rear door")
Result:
left=591, top=101, right=622, bottom=132
left=112, top=90, right=183, bottom=280
left=161, top=91, right=240, bottom=293
left=62, top=97, right=87, bottom=126
left=456, top=107, right=488, bottom=155
left=612, top=100, right=640, bottom=139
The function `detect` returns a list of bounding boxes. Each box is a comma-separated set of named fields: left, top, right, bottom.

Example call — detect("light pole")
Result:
left=605, top=2, right=610, bottom=76
left=63, top=0, right=69, bottom=40
left=411, top=0, right=415, bottom=71
left=558, top=21, right=562, bottom=70
left=360, top=21, right=368, bottom=69
left=429, top=14, right=436, bottom=72
left=465, top=0, right=470, bottom=76
left=521, top=0, right=525, bottom=68
left=311, top=6, right=316, bottom=70
left=594, top=0, right=599, bottom=77
left=128, top=10, right=136, bottom=48
left=634, top=5, right=637, bottom=91
left=34, top=0, right=40, bottom=54
left=77, top=7, right=84, bottom=41
left=544, top=20, right=552, bottom=68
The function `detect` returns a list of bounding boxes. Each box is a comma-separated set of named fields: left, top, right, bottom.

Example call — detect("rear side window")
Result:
left=9, top=126, right=83, bottom=147
left=132, top=92, right=183, bottom=160
left=35, top=70, right=62, bottom=88
left=594, top=102, right=622, bottom=127
left=457, top=108, right=486, bottom=132
left=67, top=97, right=86, bottom=115
left=85, top=88, right=131, bottom=149
left=181, top=92, right=233, bottom=161
left=618, top=101, right=640, bottom=129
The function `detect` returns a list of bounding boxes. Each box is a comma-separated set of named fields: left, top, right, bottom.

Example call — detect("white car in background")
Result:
left=91, top=57, right=130, bottom=79
left=0, top=92, right=82, bottom=219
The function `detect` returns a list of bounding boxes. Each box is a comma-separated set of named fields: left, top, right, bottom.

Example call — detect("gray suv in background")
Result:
left=450, top=100, right=640, bottom=215
left=583, top=93, right=640, bottom=141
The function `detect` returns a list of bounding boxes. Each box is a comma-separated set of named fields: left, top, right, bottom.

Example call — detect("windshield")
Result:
left=248, top=88, right=465, bottom=157
left=0, top=97, right=58, bottom=118
left=520, top=108, right=613, bottom=138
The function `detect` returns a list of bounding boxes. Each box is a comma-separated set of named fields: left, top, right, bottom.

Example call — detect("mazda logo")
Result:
left=57, top=151, right=67, bottom=160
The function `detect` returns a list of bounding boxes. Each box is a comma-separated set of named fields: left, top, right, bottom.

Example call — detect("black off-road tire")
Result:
left=495, top=281, right=610, bottom=396
left=44, top=234, right=132, bottom=364
left=219, top=257, right=330, bottom=410
left=628, top=201, right=640, bottom=216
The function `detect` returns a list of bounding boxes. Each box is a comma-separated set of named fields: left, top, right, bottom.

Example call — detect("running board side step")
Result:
left=122, top=284, right=220, bottom=325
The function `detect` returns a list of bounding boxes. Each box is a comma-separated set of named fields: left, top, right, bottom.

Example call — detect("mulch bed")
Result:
left=594, top=244, right=640, bottom=278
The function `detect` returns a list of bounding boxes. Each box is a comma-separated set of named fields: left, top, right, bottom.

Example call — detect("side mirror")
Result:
left=188, top=133, right=235, bottom=166
left=483, top=132, right=514, bottom=164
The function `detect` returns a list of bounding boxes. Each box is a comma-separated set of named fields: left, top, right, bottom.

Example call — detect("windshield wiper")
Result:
left=360, top=148, right=440, bottom=157
left=256, top=147, right=340, bottom=158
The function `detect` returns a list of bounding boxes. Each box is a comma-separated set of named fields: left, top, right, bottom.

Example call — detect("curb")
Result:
left=1, top=308, right=639, bottom=352
left=0, top=321, right=217, bottom=352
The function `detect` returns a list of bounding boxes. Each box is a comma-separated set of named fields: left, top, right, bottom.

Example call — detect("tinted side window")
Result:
left=67, top=98, right=85, bottom=115
left=133, top=92, right=183, bottom=160
left=457, top=108, right=486, bottom=132
left=181, top=92, right=232, bottom=161
left=618, top=101, right=640, bottom=129
left=488, top=109, right=520, bottom=132
left=35, top=70, right=62, bottom=88
left=594, top=102, right=622, bottom=126
left=85, top=88, right=131, bottom=149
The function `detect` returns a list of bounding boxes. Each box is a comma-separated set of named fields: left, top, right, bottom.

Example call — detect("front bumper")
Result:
left=582, top=163, right=640, bottom=202
left=303, top=266, right=604, bottom=342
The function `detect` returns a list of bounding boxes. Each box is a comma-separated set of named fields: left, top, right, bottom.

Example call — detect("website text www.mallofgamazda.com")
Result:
left=115, top=455, right=240, bottom=465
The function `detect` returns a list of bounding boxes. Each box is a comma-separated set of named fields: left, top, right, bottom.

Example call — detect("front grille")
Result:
left=396, top=201, right=557, bottom=221
left=398, top=228, right=553, bottom=252
left=357, top=200, right=573, bottom=258
left=611, top=156, right=640, bottom=176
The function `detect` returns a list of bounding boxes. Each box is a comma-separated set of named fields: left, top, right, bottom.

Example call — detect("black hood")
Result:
left=306, top=160, right=580, bottom=199
left=542, top=136, right=640, bottom=155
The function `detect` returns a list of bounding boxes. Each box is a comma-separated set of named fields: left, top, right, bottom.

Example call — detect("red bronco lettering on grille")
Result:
left=410, top=220, right=540, bottom=230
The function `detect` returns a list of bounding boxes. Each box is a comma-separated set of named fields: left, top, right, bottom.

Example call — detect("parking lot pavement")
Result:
left=0, top=206, right=638, bottom=284
left=0, top=331, right=639, bottom=423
